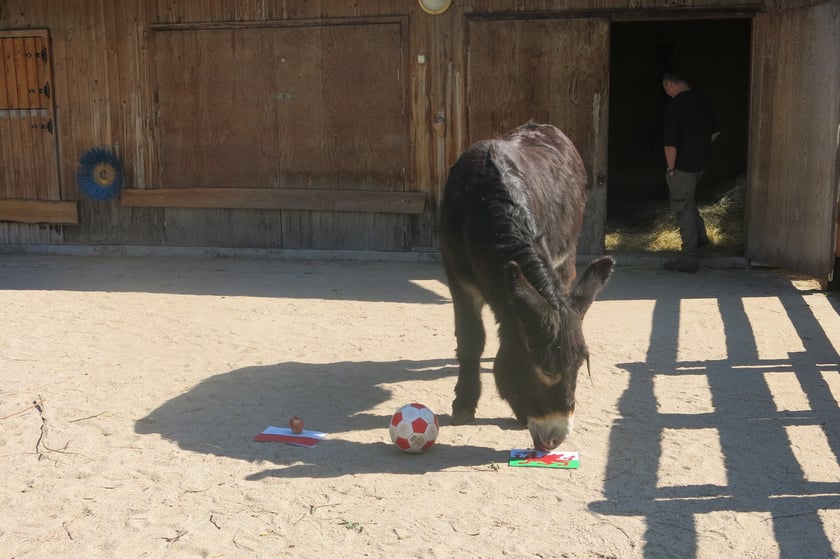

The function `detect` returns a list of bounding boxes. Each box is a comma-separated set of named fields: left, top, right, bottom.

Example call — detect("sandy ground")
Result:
left=1, top=253, right=840, bottom=559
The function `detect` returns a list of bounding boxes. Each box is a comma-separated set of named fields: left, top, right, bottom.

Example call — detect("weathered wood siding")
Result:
left=2, top=0, right=836, bottom=269
left=747, top=0, right=840, bottom=278
left=148, top=18, right=411, bottom=249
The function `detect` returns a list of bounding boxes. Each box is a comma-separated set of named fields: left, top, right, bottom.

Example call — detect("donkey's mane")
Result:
left=483, top=142, right=562, bottom=310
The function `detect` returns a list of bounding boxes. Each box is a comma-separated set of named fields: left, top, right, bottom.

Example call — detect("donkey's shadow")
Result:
left=135, top=358, right=515, bottom=477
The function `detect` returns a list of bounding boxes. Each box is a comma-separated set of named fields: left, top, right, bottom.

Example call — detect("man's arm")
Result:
left=664, top=145, right=677, bottom=174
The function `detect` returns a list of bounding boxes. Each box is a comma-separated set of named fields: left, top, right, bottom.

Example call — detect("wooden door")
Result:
left=747, top=3, right=840, bottom=281
left=466, top=17, right=610, bottom=255
left=0, top=29, right=69, bottom=238
left=152, top=20, right=410, bottom=251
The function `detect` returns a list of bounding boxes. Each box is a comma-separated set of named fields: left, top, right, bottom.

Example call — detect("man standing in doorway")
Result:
left=662, top=71, right=719, bottom=273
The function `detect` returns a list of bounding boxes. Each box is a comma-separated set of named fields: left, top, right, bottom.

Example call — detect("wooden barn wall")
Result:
left=0, top=1, right=162, bottom=245
left=0, top=0, right=769, bottom=252
left=747, top=0, right=840, bottom=278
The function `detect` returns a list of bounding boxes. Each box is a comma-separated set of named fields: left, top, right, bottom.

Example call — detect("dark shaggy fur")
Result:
left=440, top=122, right=614, bottom=450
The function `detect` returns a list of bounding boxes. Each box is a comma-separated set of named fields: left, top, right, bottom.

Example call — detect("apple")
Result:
left=288, top=415, right=304, bottom=434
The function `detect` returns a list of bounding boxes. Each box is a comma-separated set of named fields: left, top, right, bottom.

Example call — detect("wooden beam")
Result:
left=0, top=200, right=78, bottom=225
left=120, top=188, right=427, bottom=214
left=150, top=16, right=408, bottom=32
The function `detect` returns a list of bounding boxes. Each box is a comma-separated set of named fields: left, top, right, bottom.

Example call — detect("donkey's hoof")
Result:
left=450, top=409, right=475, bottom=426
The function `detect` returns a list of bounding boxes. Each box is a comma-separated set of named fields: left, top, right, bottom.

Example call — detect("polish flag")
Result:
left=254, top=426, right=326, bottom=448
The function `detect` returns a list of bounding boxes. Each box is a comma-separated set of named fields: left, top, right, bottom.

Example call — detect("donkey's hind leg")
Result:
left=448, top=280, right=486, bottom=425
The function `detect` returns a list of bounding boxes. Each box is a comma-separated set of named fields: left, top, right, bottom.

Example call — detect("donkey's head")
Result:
left=495, top=256, right=614, bottom=451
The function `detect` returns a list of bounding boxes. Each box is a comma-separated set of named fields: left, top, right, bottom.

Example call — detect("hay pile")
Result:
left=606, top=175, right=745, bottom=254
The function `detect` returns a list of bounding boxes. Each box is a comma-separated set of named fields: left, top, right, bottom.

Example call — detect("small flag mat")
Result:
left=509, top=449, right=580, bottom=469
left=254, top=426, right=326, bottom=448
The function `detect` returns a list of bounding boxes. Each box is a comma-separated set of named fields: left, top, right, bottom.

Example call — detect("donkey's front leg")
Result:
left=450, top=283, right=486, bottom=425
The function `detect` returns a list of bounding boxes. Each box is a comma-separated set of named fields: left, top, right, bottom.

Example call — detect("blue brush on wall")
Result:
left=76, top=147, right=123, bottom=201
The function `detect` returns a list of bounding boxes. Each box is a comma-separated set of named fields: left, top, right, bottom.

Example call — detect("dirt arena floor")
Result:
left=1, top=253, right=839, bottom=558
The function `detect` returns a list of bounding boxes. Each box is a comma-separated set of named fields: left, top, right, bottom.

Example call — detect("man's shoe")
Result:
left=664, top=257, right=698, bottom=273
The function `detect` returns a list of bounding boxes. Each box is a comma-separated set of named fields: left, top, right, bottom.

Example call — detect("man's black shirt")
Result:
left=664, top=90, right=717, bottom=173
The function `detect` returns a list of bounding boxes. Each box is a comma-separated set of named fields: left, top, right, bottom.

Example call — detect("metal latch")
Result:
left=31, top=119, right=53, bottom=134
left=28, top=83, right=50, bottom=98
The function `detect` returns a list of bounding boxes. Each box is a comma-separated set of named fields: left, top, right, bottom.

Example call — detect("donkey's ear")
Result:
left=506, top=261, right=559, bottom=341
left=570, top=256, right=614, bottom=317
left=506, top=261, right=547, bottom=311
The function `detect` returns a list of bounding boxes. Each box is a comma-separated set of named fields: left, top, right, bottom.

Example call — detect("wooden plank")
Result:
left=1, top=38, right=18, bottom=109
left=281, top=210, right=408, bottom=251
left=775, top=0, right=834, bottom=10
left=0, top=37, right=8, bottom=109
left=29, top=37, right=51, bottom=199
left=0, top=29, right=53, bottom=39
left=16, top=111, right=38, bottom=199
left=0, top=200, right=79, bottom=224
left=12, top=38, right=32, bottom=109
left=0, top=222, right=59, bottom=244
left=24, top=36, right=44, bottom=109
left=150, top=15, right=407, bottom=31
left=746, top=2, right=840, bottom=279
left=120, top=188, right=427, bottom=214
left=162, top=208, right=285, bottom=248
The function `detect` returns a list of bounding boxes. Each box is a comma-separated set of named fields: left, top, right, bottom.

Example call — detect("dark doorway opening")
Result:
left=606, top=18, right=751, bottom=255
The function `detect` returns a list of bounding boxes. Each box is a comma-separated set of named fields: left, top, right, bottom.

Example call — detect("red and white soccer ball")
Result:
left=389, top=403, right=439, bottom=453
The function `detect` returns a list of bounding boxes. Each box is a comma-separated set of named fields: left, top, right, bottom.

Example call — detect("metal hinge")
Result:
left=25, top=48, right=48, bottom=63
left=28, top=83, right=50, bottom=98
left=31, top=119, right=53, bottom=134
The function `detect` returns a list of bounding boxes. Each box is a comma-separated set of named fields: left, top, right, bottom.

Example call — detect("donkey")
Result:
left=440, top=122, right=614, bottom=451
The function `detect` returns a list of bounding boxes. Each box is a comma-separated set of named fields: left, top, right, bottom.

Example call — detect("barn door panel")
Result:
left=153, top=27, right=280, bottom=188
left=275, top=22, right=408, bottom=251
left=467, top=17, right=610, bottom=255
left=747, top=4, right=840, bottom=280
left=152, top=20, right=409, bottom=251
left=155, top=23, right=406, bottom=191
left=0, top=30, right=67, bottom=237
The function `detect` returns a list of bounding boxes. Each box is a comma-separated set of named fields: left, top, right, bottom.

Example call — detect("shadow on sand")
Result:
left=590, top=268, right=840, bottom=558
left=0, top=254, right=450, bottom=303
left=135, top=357, right=516, bottom=479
